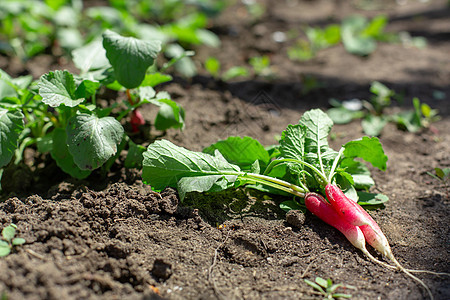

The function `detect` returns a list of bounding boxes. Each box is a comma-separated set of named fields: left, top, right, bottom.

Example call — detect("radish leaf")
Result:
left=299, top=109, right=337, bottom=166
left=50, top=128, right=91, bottom=179
left=203, top=136, right=270, bottom=171
left=66, top=113, right=124, bottom=170
left=72, top=40, right=110, bottom=73
left=142, top=140, right=240, bottom=193
left=343, top=136, right=387, bottom=171
left=103, top=30, right=161, bottom=89
left=38, top=70, right=86, bottom=107
left=0, top=108, right=24, bottom=168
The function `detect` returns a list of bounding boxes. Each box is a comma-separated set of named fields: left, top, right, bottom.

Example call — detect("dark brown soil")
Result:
left=1, top=1, right=449, bottom=299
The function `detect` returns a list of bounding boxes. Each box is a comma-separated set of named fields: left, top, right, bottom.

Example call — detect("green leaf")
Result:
left=342, top=15, right=377, bottom=56
left=75, top=79, right=100, bottom=99
left=343, top=136, right=387, bottom=171
left=0, top=71, right=18, bottom=100
left=280, top=200, right=306, bottom=213
left=137, top=86, right=156, bottom=101
left=250, top=160, right=260, bottom=174
left=38, top=70, right=85, bottom=107
left=340, top=158, right=375, bottom=189
left=124, top=140, right=146, bottom=169
left=327, top=107, right=354, bottom=125
left=36, top=134, right=53, bottom=153
left=12, top=237, right=25, bottom=246
left=315, top=277, right=329, bottom=289
left=332, top=293, right=352, bottom=298
left=177, top=174, right=237, bottom=200
left=435, top=168, right=445, bottom=179
left=165, top=44, right=197, bottom=78
left=363, top=15, right=388, bottom=38
left=222, top=66, right=249, bottom=81
left=140, top=73, right=173, bottom=88
left=280, top=124, right=306, bottom=163
left=66, top=113, right=124, bottom=170
left=0, top=108, right=24, bottom=168
left=0, top=242, right=11, bottom=257
left=357, top=191, right=389, bottom=206
left=142, top=139, right=240, bottom=193
left=203, top=136, right=270, bottom=171
left=50, top=128, right=91, bottom=179
left=196, top=29, right=221, bottom=47
left=2, top=224, right=16, bottom=242
left=304, top=279, right=325, bottom=294
left=154, top=98, right=185, bottom=131
left=205, top=57, right=221, bottom=77
left=102, top=30, right=161, bottom=89
left=361, top=115, right=387, bottom=136
left=72, top=40, right=110, bottom=73
left=299, top=109, right=336, bottom=165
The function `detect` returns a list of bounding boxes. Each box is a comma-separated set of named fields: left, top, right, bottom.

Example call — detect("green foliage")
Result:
left=102, top=30, right=161, bottom=89
left=0, top=0, right=225, bottom=79
left=288, top=14, right=424, bottom=61
left=0, top=224, right=25, bottom=257
left=142, top=109, right=389, bottom=207
left=327, top=82, right=439, bottom=136
left=204, top=57, right=221, bottom=78
left=0, top=108, right=24, bottom=168
left=0, top=31, right=184, bottom=182
left=288, top=25, right=340, bottom=61
left=427, top=167, right=450, bottom=186
left=249, top=55, right=274, bottom=78
left=305, top=277, right=355, bottom=299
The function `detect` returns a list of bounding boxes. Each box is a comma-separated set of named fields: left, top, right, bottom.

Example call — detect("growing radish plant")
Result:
left=0, top=224, right=25, bottom=257
left=327, top=81, right=439, bottom=136
left=0, top=30, right=184, bottom=181
left=304, top=276, right=355, bottom=299
left=142, top=109, right=447, bottom=299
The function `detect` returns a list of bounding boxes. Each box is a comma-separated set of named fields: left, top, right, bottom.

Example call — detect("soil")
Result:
left=1, top=1, right=449, bottom=299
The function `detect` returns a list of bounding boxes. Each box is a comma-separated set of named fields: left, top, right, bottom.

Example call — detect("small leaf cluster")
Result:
left=288, top=14, right=425, bottom=60
left=0, top=224, right=25, bottom=257
left=327, top=81, right=440, bottom=136
left=305, top=277, right=355, bottom=299
left=428, top=168, right=450, bottom=186
left=0, top=30, right=184, bottom=180
left=204, top=55, right=275, bottom=81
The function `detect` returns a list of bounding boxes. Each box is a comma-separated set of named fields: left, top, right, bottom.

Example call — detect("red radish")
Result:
left=130, top=109, right=145, bottom=133
left=304, top=193, right=387, bottom=265
left=325, top=184, right=376, bottom=228
left=324, top=184, right=436, bottom=299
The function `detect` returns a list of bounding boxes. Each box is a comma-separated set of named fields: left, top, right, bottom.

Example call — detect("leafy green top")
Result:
left=142, top=109, right=388, bottom=208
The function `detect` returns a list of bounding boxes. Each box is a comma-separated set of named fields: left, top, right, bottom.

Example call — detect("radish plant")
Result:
left=327, top=82, right=439, bottom=136
left=0, top=30, right=184, bottom=181
left=304, top=277, right=355, bottom=299
left=0, top=224, right=25, bottom=257
left=142, top=108, right=447, bottom=298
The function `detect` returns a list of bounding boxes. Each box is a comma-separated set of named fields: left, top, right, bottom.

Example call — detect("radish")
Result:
left=130, top=109, right=145, bottom=133
left=325, top=184, right=378, bottom=229
left=304, top=193, right=389, bottom=267
left=324, top=184, right=445, bottom=299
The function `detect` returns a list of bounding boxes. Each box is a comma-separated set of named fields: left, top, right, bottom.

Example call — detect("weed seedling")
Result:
left=0, top=224, right=25, bottom=257
left=305, top=277, right=354, bottom=299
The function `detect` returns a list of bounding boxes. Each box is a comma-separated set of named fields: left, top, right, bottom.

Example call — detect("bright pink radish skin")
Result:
left=325, top=184, right=435, bottom=299
left=325, top=184, right=376, bottom=228
left=305, top=192, right=395, bottom=271
left=305, top=193, right=367, bottom=252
